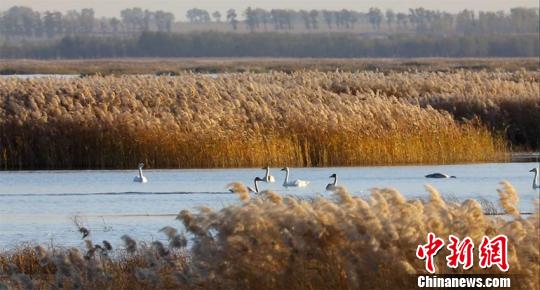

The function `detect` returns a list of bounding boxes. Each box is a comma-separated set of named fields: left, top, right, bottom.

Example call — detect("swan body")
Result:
left=133, top=162, right=148, bottom=183
left=280, top=167, right=309, bottom=187
left=530, top=168, right=539, bottom=189
left=326, top=173, right=338, bottom=191
left=263, top=166, right=276, bottom=183
left=247, top=177, right=263, bottom=193
left=425, top=173, right=456, bottom=179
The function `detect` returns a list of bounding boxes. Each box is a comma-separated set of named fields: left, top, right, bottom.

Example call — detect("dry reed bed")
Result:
left=0, top=71, right=514, bottom=169
left=317, top=70, right=540, bottom=149
left=1, top=182, right=538, bottom=289
left=1, top=58, right=538, bottom=75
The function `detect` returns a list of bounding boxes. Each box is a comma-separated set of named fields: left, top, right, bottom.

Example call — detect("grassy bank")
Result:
left=0, top=72, right=513, bottom=169
left=1, top=182, right=538, bottom=289
left=0, top=58, right=538, bottom=75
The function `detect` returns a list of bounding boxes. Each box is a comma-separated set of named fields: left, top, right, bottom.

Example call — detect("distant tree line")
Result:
left=0, top=6, right=538, bottom=41
left=0, top=6, right=175, bottom=40
left=0, top=32, right=537, bottom=58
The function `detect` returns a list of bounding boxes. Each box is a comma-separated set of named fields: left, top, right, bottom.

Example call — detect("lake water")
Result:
left=1, top=163, right=538, bottom=249
left=0, top=73, right=220, bottom=79
left=0, top=74, right=80, bottom=79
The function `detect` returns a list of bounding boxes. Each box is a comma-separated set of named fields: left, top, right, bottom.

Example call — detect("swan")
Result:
left=280, top=167, right=310, bottom=188
left=326, top=173, right=338, bottom=191
left=247, top=177, right=264, bottom=193
left=530, top=168, right=539, bottom=189
left=425, top=173, right=456, bottom=179
left=263, top=166, right=276, bottom=183
left=133, top=162, right=148, bottom=183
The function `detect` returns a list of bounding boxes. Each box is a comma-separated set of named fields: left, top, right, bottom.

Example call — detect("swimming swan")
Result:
left=263, top=166, right=276, bottom=183
left=425, top=173, right=456, bottom=179
left=530, top=168, right=539, bottom=189
left=326, top=173, right=338, bottom=191
left=247, top=177, right=264, bottom=193
left=280, top=167, right=309, bottom=187
left=133, top=162, right=148, bottom=183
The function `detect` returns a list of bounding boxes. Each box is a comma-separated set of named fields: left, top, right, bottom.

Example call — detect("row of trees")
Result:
left=1, top=32, right=537, bottom=58
left=0, top=6, right=175, bottom=39
left=183, top=7, right=539, bottom=34
left=0, top=6, right=538, bottom=40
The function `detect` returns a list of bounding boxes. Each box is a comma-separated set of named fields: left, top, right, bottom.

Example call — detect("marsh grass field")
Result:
left=1, top=65, right=539, bottom=170
left=0, top=58, right=539, bottom=289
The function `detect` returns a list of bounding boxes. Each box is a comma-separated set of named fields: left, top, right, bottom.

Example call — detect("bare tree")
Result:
left=227, top=9, right=238, bottom=30
left=309, top=10, right=319, bottom=30
left=212, top=11, right=222, bottom=22
left=322, top=10, right=333, bottom=29
left=300, top=10, right=311, bottom=29
left=244, top=7, right=258, bottom=32
left=386, top=9, right=395, bottom=30
left=368, top=8, right=383, bottom=31
left=109, top=17, right=121, bottom=34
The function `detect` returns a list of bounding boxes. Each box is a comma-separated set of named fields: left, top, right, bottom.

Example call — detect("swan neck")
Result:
left=284, top=168, right=289, bottom=184
left=254, top=180, right=259, bottom=193
left=333, top=176, right=338, bottom=185
left=534, top=170, right=539, bottom=188
left=138, top=167, right=143, bottom=178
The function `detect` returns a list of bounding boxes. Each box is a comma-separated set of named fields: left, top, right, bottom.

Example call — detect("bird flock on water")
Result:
left=133, top=161, right=540, bottom=191
left=244, top=167, right=314, bottom=193
left=133, top=163, right=338, bottom=193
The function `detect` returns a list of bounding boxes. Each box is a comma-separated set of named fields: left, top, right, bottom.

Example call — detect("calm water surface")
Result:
left=1, top=163, right=538, bottom=248
left=0, top=74, right=80, bottom=79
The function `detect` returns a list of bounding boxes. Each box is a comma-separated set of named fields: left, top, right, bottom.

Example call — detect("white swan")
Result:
left=263, top=166, right=276, bottom=183
left=530, top=168, right=539, bottom=189
left=425, top=173, right=456, bottom=179
left=133, top=162, right=148, bottom=183
left=247, top=177, right=264, bottom=193
left=326, top=173, right=338, bottom=191
left=280, top=167, right=309, bottom=188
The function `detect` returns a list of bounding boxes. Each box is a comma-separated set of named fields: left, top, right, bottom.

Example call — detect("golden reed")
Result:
left=0, top=71, right=516, bottom=169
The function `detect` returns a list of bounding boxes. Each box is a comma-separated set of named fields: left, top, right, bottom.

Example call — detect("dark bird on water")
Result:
left=102, top=240, right=113, bottom=251
left=79, top=227, right=90, bottom=239
left=425, top=173, right=456, bottom=179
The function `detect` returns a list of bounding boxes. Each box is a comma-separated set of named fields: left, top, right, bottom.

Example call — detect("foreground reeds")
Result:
left=0, top=71, right=523, bottom=169
left=1, top=182, right=538, bottom=289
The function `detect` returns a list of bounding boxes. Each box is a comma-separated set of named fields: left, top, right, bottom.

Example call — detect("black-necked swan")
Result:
left=247, top=177, right=264, bottom=193
left=425, top=173, right=456, bottom=179
left=326, top=173, right=338, bottom=191
left=280, top=167, right=310, bottom=187
left=263, top=166, right=276, bottom=183
left=530, top=168, right=539, bottom=189
left=133, top=162, right=148, bottom=183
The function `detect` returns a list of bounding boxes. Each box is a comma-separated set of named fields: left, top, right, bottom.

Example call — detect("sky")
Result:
left=1, top=0, right=538, bottom=19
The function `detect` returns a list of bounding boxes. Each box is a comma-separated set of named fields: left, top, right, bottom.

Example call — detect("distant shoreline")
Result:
left=1, top=57, right=538, bottom=75
left=509, top=152, right=540, bottom=163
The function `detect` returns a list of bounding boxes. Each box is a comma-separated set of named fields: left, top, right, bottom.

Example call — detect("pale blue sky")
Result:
left=1, top=0, right=538, bottom=19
